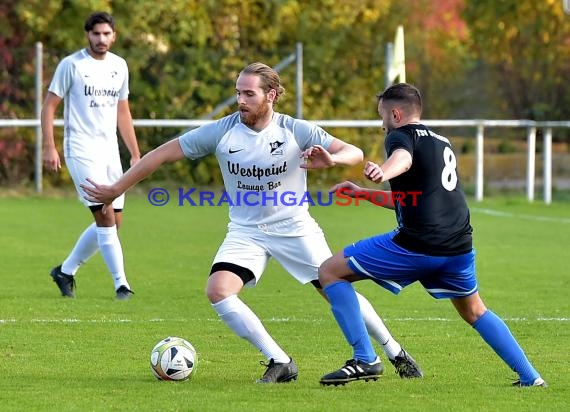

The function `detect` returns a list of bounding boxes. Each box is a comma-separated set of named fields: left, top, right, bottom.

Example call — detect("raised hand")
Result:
left=300, top=145, right=335, bottom=169
left=364, top=161, right=384, bottom=183
left=330, top=180, right=362, bottom=198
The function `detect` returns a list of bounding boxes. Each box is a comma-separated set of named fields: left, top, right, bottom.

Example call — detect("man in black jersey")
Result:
left=317, top=83, right=545, bottom=388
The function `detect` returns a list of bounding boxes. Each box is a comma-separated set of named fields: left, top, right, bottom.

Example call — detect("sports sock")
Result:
left=96, top=225, right=130, bottom=290
left=61, top=223, right=99, bottom=275
left=212, top=295, right=290, bottom=363
left=355, top=292, right=402, bottom=360
left=473, top=310, right=540, bottom=384
left=323, top=281, right=377, bottom=363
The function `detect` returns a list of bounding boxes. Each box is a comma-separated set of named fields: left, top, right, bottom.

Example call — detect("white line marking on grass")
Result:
left=472, top=207, right=570, bottom=224
left=1, top=317, right=569, bottom=324
left=388, top=317, right=570, bottom=322
left=29, top=318, right=133, bottom=323
left=537, top=317, right=570, bottom=321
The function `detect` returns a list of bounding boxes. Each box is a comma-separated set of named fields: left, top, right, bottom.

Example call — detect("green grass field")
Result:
left=1, top=192, right=568, bottom=411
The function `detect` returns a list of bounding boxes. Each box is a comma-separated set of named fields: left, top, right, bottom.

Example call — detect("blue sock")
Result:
left=473, top=310, right=539, bottom=384
left=323, top=281, right=377, bottom=363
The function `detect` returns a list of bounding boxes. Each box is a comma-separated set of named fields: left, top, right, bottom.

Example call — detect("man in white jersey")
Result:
left=41, top=11, right=140, bottom=300
left=82, top=62, right=422, bottom=382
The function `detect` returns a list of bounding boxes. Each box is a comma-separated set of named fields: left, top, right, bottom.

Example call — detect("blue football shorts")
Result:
left=344, top=230, right=478, bottom=299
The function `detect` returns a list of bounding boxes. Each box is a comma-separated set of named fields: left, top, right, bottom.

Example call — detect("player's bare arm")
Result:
left=81, top=137, right=185, bottom=203
left=327, top=139, right=363, bottom=166
left=365, top=149, right=412, bottom=183
left=330, top=180, right=363, bottom=196
left=301, top=138, right=363, bottom=170
left=300, top=145, right=335, bottom=169
left=331, top=180, right=395, bottom=209
left=117, top=99, right=141, bottom=166
left=40, top=92, right=63, bottom=172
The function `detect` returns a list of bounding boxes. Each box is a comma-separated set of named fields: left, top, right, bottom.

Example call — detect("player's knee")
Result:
left=468, top=304, right=488, bottom=325
left=206, top=263, right=250, bottom=303
left=205, top=277, right=235, bottom=303
left=317, top=261, right=336, bottom=287
left=114, top=209, right=123, bottom=229
left=453, top=294, right=487, bottom=325
left=91, top=206, right=116, bottom=227
left=205, top=283, right=226, bottom=304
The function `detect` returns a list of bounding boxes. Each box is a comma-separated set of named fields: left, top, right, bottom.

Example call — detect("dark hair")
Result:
left=240, top=62, right=285, bottom=103
left=84, top=12, right=115, bottom=32
left=377, top=83, right=422, bottom=114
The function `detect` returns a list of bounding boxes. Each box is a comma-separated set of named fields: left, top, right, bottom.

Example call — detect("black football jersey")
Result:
left=385, top=124, right=473, bottom=255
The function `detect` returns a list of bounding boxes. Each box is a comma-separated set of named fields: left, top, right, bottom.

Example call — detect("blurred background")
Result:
left=1, top=0, right=569, bottom=200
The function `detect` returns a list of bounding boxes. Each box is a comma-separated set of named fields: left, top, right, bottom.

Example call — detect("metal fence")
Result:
left=2, top=43, right=570, bottom=203
left=1, top=117, right=570, bottom=204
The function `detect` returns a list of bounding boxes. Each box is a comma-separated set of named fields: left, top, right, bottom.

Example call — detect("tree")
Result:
left=5, top=0, right=568, bottom=188
left=463, top=0, right=570, bottom=120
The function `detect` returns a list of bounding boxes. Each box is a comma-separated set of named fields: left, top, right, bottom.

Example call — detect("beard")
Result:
left=240, top=102, right=271, bottom=128
left=88, top=40, right=109, bottom=57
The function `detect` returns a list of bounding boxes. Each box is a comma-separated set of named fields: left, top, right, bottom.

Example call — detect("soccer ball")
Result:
left=150, top=336, right=197, bottom=381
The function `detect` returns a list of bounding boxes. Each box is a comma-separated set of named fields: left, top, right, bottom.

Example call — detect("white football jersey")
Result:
left=48, top=48, right=129, bottom=158
left=178, top=112, right=334, bottom=226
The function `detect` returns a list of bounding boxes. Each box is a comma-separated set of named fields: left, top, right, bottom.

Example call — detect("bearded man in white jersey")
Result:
left=81, top=62, right=422, bottom=382
left=41, top=11, right=140, bottom=300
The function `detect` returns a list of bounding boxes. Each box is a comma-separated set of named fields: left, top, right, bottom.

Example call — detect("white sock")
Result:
left=356, top=292, right=402, bottom=360
left=61, top=223, right=99, bottom=275
left=212, top=295, right=290, bottom=363
left=96, top=225, right=129, bottom=290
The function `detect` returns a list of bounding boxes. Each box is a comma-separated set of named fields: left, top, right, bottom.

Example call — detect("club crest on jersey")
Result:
left=269, top=141, right=285, bottom=156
